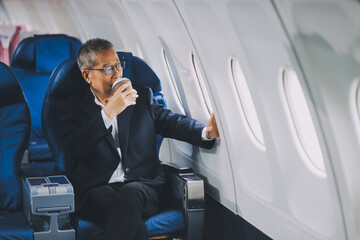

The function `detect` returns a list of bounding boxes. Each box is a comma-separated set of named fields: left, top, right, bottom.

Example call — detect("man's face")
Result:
left=83, top=47, right=122, bottom=96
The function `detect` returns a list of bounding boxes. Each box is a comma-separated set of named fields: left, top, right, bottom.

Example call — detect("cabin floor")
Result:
left=204, top=195, right=272, bottom=240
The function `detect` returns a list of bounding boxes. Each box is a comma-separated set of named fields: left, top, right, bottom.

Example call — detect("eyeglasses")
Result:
left=86, top=63, right=124, bottom=75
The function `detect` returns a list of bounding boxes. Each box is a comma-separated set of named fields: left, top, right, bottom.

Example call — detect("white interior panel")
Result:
left=105, top=1, right=142, bottom=56
left=176, top=0, right=345, bottom=239
left=177, top=0, right=275, bottom=206
left=275, top=0, right=360, bottom=239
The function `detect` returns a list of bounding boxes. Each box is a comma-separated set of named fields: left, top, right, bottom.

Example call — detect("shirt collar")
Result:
left=90, top=88, right=105, bottom=108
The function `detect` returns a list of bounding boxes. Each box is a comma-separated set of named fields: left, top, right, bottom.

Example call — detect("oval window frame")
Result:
left=191, top=53, right=213, bottom=116
left=230, top=57, right=266, bottom=151
left=282, top=66, right=326, bottom=178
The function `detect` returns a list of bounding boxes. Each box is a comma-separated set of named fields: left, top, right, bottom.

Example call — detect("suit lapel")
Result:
left=117, top=105, right=134, bottom=159
left=80, top=88, right=99, bottom=117
left=80, top=88, right=118, bottom=155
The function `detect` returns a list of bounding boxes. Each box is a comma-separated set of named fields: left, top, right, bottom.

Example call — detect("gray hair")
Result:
left=77, top=38, right=113, bottom=70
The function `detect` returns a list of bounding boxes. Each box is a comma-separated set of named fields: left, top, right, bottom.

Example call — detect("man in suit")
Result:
left=58, top=38, right=219, bottom=240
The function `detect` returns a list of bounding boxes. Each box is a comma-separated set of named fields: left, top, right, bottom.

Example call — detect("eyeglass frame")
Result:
left=85, top=61, right=125, bottom=75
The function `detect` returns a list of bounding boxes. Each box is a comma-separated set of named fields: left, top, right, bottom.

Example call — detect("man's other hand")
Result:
left=206, top=113, right=220, bottom=139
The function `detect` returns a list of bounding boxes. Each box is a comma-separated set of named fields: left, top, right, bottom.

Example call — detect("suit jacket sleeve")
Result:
left=146, top=88, right=215, bottom=149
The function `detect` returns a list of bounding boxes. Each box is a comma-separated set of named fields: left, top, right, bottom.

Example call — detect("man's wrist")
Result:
left=201, top=127, right=212, bottom=141
left=206, top=130, right=211, bottom=140
left=103, top=106, right=116, bottom=119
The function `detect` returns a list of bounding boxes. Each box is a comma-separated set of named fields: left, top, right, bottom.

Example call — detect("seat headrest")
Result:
left=48, top=58, right=85, bottom=100
left=117, top=52, right=162, bottom=93
left=0, top=62, right=25, bottom=108
left=10, top=34, right=82, bottom=73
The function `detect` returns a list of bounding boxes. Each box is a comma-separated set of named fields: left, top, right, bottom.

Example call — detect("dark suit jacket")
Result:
left=58, top=86, right=214, bottom=208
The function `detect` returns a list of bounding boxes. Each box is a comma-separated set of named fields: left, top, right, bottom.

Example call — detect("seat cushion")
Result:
left=146, top=210, right=185, bottom=236
left=74, top=217, right=103, bottom=240
left=0, top=211, right=33, bottom=240
left=74, top=209, right=185, bottom=239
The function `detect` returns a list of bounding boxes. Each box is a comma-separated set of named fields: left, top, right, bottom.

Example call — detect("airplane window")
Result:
left=231, top=58, right=265, bottom=150
left=350, top=78, right=360, bottom=136
left=282, top=67, right=326, bottom=176
left=163, top=50, right=184, bottom=107
left=191, top=53, right=213, bottom=115
left=356, top=82, right=360, bottom=118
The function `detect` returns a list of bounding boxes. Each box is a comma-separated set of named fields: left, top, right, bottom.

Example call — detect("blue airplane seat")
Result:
left=0, top=62, right=33, bottom=239
left=10, top=34, right=82, bottom=162
left=42, top=52, right=205, bottom=239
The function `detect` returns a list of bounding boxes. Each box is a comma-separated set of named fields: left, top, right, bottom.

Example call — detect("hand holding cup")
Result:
left=104, top=78, right=138, bottom=118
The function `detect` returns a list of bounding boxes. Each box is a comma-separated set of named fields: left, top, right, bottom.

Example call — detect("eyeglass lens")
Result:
left=104, top=63, right=124, bottom=75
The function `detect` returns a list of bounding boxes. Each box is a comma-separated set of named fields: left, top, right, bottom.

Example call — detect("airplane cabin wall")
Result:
left=2, top=0, right=360, bottom=240
left=275, top=0, right=360, bottom=239
left=175, top=0, right=347, bottom=239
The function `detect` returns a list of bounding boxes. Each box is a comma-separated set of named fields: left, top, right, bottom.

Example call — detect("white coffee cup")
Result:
left=112, top=77, right=131, bottom=92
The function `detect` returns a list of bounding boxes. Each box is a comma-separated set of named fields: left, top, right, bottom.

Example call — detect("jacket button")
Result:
left=125, top=168, right=130, bottom=173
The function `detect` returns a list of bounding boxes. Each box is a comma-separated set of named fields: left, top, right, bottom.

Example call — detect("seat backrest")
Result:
left=10, top=34, right=81, bottom=161
left=0, top=62, right=30, bottom=211
left=42, top=51, right=166, bottom=172
left=10, top=34, right=82, bottom=71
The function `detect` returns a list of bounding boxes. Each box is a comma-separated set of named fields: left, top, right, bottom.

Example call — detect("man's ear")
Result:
left=81, top=70, right=91, bottom=84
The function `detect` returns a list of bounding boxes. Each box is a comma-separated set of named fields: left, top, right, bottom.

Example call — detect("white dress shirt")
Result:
left=92, top=91, right=125, bottom=183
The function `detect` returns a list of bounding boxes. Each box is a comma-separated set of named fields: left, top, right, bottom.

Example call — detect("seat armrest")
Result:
left=161, top=162, right=194, bottom=176
left=21, top=168, right=75, bottom=239
left=162, top=162, right=205, bottom=240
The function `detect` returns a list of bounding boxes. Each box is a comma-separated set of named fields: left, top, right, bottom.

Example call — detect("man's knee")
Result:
left=115, top=182, right=155, bottom=209
left=88, top=185, right=117, bottom=204
left=117, top=182, right=145, bottom=201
